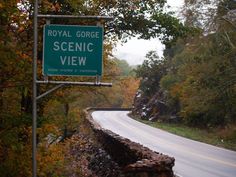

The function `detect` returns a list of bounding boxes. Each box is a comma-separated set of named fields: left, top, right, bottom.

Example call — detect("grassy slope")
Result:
left=136, top=119, right=236, bottom=151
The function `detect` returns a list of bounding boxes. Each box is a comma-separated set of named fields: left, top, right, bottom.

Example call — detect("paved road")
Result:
left=92, top=111, right=236, bottom=177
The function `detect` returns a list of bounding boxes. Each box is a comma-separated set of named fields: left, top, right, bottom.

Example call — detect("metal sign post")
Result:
left=32, top=1, right=38, bottom=177
left=32, top=1, right=113, bottom=177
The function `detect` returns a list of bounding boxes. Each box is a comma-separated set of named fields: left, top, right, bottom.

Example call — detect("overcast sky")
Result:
left=113, top=0, right=184, bottom=66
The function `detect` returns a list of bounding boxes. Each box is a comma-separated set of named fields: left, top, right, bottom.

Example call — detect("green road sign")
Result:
left=43, top=25, right=103, bottom=76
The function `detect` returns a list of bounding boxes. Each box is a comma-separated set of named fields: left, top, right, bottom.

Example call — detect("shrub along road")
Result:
left=92, top=110, right=236, bottom=177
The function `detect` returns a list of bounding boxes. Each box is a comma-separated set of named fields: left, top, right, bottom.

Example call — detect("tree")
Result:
left=182, top=0, right=220, bottom=32
left=38, top=0, right=191, bottom=45
left=114, top=59, right=135, bottom=76
left=167, top=0, right=236, bottom=126
left=133, top=0, right=236, bottom=127
left=135, top=51, right=168, bottom=97
left=0, top=0, right=197, bottom=176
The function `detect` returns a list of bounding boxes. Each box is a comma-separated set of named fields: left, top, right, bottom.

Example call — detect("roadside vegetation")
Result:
left=1, top=0, right=235, bottom=176
left=135, top=118, right=236, bottom=151
left=0, top=0, right=189, bottom=176
left=132, top=0, right=236, bottom=151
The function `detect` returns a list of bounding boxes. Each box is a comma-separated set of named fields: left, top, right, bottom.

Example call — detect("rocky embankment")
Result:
left=64, top=109, right=175, bottom=177
left=66, top=131, right=124, bottom=177
left=84, top=108, right=175, bottom=177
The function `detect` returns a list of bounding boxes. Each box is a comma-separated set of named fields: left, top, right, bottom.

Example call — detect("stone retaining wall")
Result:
left=85, top=108, right=175, bottom=177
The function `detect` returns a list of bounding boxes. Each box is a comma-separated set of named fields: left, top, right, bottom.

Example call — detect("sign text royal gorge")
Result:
left=43, top=25, right=103, bottom=76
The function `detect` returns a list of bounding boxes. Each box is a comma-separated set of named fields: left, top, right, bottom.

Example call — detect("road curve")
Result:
left=92, top=110, right=236, bottom=177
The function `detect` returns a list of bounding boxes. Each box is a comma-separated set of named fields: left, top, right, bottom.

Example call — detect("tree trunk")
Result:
left=63, top=103, right=69, bottom=138
left=21, top=87, right=32, bottom=114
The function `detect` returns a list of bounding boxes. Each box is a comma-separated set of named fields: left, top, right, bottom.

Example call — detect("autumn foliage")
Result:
left=0, top=0, right=204, bottom=176
left=134, top=0, right=236, bottom=128
left=0, top=0, right=144, bottom=176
